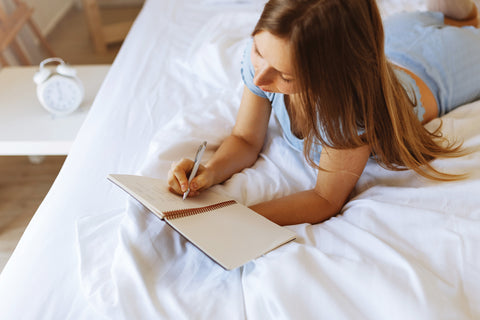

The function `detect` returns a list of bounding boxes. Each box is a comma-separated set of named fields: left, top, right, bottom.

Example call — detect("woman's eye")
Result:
left=253, top=44, right=262, bottom=57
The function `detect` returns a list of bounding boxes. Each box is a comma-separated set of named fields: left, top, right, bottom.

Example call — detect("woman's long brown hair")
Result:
left=253, top=0, right=465, bottom=180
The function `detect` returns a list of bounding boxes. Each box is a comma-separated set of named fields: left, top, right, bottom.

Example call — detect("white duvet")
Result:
left=1, top=0, right=479, bottom=319
left=76, top=0, right=480, bottom=319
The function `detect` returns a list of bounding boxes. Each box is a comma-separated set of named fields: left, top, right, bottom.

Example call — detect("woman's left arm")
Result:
left=250, top=145, right=371, bottom=225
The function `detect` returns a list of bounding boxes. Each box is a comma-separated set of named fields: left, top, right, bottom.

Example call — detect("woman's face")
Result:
left=251, top=31, right=299, bottom=95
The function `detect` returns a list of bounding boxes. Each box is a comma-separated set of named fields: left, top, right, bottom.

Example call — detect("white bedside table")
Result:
left=0, top=65, right=109, bottom=158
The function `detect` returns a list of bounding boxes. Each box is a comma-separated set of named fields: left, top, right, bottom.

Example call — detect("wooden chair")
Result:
left=82, top=0, right=133, bottom=54
left=0, top=0, right=56, bottom=67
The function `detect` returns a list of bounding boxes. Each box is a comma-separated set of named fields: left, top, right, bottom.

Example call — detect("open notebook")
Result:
left=108, top=174, right=296, bottom=270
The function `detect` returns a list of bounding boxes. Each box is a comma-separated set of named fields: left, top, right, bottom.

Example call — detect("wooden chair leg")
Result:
left=82, top=0, right=107, bottom=54
left=11, top=39, right=31, bottom=65
left=26, top=18, right=56, bottom=57
left=0, top=53, right=9, bottom=67
left=0, top=0, right=55, bottom=66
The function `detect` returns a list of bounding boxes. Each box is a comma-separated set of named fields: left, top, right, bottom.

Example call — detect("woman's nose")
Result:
left=253, top=64, right=273, bottom=87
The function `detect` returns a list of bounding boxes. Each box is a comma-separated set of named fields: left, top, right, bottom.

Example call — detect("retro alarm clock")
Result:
left=33, top=57, right=84, bottom=116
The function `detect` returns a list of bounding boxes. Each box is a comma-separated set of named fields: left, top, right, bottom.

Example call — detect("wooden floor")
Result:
left=0, top=4, right=142, bottom=272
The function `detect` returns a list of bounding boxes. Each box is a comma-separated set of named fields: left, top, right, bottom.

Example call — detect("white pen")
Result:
left=183, top=141, right=207, bottom=200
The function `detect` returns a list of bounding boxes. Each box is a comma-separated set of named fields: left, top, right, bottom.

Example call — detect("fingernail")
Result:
left=191, top=182, right=197, bottom=190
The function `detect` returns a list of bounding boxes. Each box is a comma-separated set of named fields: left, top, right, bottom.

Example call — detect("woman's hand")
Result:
left=167, top=158, right=214, bottom=197
left=168, top=86, right=271, bottom=198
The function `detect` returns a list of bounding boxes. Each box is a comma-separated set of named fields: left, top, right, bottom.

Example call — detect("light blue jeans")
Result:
left=385, top=11, right=480, bottom=116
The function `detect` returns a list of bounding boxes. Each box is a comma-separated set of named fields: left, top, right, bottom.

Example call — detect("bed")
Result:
left=0, top=0, right=479, bottom=318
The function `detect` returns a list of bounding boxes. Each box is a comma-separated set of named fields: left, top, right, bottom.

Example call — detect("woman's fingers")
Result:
left=168, top=160, right=214, bottom=197
left=167, top=158, right=194, bottom=194
left=189, top=167, right=211, bottom=192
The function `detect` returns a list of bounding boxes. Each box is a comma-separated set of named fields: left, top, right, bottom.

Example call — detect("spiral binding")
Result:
left=163, top=200, right=237, bottom=220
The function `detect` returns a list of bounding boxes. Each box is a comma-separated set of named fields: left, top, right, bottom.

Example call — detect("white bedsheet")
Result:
left=0, top=0, right=479, bottom=319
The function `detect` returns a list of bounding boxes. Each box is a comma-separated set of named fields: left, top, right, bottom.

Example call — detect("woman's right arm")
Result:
left=168, top=85, right=271, bottom=196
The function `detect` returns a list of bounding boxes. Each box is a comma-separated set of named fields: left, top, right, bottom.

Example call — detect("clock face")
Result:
left=38, top=75, right=84, bottom=115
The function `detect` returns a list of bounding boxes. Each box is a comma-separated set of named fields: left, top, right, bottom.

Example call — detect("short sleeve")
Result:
left=240, top=38, right=269, bottom=99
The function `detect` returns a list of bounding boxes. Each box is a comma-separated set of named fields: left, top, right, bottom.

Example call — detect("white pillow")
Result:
left=186, top=11, right=260, bottom=90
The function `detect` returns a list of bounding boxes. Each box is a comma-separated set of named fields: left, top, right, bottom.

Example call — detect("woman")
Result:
left=168, top=0, right=480, bottom=225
